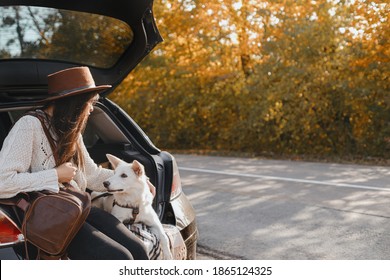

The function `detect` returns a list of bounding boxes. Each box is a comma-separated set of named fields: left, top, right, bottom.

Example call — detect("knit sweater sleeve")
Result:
left=0, top=116, right=59, bottom=199
left=79, top=136, right=113, bottom=192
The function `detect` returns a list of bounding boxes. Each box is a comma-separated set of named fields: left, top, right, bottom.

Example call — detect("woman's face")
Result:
left=87, top=94, right=100, bottom=116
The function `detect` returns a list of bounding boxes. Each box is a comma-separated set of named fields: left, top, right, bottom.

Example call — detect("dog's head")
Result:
left=103, top=154, right=146, bottom=193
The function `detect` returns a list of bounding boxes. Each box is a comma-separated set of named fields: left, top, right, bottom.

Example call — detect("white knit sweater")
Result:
left=0, top=115, right=113, bottom=199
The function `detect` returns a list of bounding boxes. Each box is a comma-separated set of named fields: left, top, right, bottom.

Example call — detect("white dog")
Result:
left=102, top=154, right=173, bottom=260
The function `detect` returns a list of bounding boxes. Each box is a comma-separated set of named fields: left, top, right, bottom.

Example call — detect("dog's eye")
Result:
left=121, top=173, right=128, bottom=178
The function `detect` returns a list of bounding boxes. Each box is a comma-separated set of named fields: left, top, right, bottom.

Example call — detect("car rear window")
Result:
left=0, top=6, right=133, bottom=68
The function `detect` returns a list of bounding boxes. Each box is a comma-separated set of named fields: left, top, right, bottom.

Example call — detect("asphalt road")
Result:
left=2, top=155, right=388, bottom=261
left=174, top=154, right=390, bottom=260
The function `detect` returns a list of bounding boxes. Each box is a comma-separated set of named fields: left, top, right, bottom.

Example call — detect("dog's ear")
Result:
left=132, top=160, right=145, bottom=177
left=106, top=154, right=122, bottom=169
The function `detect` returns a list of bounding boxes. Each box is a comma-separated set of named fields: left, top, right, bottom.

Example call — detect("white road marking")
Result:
left=179, top=167, right=388, bottom=192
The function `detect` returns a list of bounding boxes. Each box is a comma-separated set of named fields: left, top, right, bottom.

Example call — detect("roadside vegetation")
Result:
left=112, top=0, right=388, bottom=163
left=3, top=1, right=383, bottom=163
left=1, top=2, right=387, bottom=163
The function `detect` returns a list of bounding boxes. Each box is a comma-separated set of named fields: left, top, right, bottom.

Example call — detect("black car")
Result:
left=0, top=0, right=198, bottom=259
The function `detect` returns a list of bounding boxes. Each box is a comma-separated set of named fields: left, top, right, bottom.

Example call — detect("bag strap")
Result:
left=24, top=110, right=60, bottom=165
left=0, top=192, right=31, bottom=212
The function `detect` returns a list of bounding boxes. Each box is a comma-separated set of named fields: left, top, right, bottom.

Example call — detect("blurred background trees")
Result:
left=2, top=1, right=386, bottom=159
left=92, top=1, right=390, bottom=159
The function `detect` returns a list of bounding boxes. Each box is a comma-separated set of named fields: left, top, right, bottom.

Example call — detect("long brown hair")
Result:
left=45, top=92, right=98, bottom=170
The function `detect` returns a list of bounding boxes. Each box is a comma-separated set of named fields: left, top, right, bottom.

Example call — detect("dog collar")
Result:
left=113, top=200, right=139, bottom=224
left=91, top=192, right=112, bottom=203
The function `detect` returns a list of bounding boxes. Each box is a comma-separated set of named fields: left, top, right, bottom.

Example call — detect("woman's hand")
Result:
left=55, top=162, right=77, bottom=183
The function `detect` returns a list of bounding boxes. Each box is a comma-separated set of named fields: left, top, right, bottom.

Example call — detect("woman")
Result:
left=0, top=67, right=148, bottom=260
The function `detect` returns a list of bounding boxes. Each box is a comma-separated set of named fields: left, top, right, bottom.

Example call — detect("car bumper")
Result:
left=170, top=192, right=198, bottom=260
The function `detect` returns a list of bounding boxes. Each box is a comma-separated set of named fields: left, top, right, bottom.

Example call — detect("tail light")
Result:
left=0, top=211, right=24, bottom=247
left=170, top=157, right=183, bottom=199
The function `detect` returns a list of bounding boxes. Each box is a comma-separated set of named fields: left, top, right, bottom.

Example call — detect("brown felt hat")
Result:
left=45, top=66, right=111, bottom=101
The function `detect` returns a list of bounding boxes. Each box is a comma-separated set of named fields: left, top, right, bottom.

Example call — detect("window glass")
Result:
left=0, top=6, right=133, bottom=68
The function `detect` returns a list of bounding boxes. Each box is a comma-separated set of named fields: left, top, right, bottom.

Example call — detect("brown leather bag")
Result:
left=3, top=187, right=91, bottom=259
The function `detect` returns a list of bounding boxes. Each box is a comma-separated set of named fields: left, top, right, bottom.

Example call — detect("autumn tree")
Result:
left=89, top=0, right=390, bottom=159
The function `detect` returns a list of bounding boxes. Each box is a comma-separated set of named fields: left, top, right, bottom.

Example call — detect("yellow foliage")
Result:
left=111, top=0, right=389, bottom=159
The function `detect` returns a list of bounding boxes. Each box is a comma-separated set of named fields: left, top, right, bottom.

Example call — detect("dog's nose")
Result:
left=103, top=181, right=110, bottom=189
